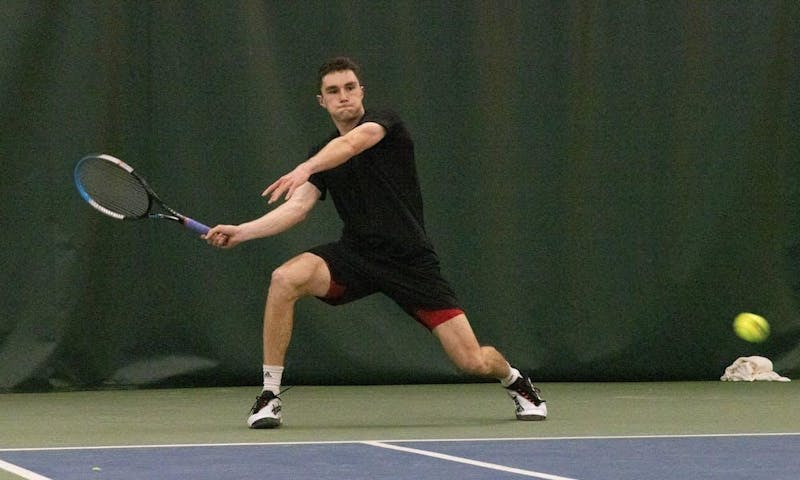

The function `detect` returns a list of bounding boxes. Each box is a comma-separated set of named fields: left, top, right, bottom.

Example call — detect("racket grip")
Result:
left=182, top=217, right=210, bottom=235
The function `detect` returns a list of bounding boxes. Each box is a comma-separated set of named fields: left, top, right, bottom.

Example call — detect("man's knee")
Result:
left=268, top=254, right=329, bottom=299
left=269, top=265, right=298, bottom=293
left=453, top=347, right=496, bottom=377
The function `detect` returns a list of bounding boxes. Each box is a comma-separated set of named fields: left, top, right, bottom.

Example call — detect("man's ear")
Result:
left=316, top=94, right=324, bottom=108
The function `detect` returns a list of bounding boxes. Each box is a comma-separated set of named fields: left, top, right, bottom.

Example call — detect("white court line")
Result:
left=0, top=459, right=53, bottom=480
left=2, top=434, right=798, bottom=480
left=1, top=432, right=798, bottom=452
left=364, top=440, right=579, bottom=480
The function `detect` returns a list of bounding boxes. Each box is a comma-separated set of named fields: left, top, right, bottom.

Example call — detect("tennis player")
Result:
left=205, top=57, right=546, bottom=428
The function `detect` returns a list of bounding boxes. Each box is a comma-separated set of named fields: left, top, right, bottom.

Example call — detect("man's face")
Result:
left=317, top=70, right=365, bottom=122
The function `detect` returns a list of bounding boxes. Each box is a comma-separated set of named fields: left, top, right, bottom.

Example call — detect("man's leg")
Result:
left=432, top=314, right=510, bottom=378
left=263, top=252, right=331, bottom=367
left=248, top=252, right=331, bottom=429
left=433, top=314, right=547, bottom=421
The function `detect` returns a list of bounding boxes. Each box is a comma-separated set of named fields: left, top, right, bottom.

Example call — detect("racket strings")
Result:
left=76, top=159, right=150, bottom=217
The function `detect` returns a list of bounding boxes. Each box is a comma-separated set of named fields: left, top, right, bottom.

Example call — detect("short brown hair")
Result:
left=317, top=57, right=362, bottom=90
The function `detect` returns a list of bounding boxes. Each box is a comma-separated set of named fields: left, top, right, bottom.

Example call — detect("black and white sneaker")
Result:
left=505, top=375, right=547, bottom=421
left=247, top=390, right=282, bottom=429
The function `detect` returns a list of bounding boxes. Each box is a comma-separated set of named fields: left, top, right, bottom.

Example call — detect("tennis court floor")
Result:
left=1, top=382, right=798, bottom=479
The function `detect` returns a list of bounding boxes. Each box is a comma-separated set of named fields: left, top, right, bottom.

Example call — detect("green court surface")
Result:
left=2, top=381, right=797, bottom=452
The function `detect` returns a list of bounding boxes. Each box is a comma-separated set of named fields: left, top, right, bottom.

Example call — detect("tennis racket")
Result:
left=74, top=153, right=210, bottom=235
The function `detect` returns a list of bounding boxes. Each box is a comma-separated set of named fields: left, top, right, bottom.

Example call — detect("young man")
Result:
left=205, top=57, right=546, bottom=428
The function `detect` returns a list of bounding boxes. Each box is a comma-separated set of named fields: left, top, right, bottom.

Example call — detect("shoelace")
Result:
left=512, top=380, right=544, bottom=405
left=249, top=385, right=294, bottom=413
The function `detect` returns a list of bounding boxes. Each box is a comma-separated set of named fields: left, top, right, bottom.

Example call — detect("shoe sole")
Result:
left=249, top=417, right=282, bottom=429
left=516, top=414, right=547, bottom=421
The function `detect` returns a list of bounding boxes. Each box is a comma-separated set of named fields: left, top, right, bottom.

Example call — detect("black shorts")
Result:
left=307, top=241, right=463, bottom=330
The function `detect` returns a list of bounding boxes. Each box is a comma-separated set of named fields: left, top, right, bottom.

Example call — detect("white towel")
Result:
left=720, top=356, right=791, bottom=382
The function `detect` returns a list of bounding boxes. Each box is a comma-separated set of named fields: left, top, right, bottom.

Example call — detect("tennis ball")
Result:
left=733, top=312, right=770, bottom=343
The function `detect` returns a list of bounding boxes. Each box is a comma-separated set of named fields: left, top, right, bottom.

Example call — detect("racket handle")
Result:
left=182, top=217, right=210, bottom=235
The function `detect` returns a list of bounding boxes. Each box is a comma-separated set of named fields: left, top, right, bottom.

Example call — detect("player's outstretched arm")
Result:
left=206, top=182, right=321, bottom=249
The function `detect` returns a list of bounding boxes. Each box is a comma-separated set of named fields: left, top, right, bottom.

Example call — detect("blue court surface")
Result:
left=2, top=434, right=798, bottom=480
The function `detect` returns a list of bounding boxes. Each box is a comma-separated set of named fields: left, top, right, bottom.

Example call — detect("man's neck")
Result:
left=332, top=110, right=365, bottom=135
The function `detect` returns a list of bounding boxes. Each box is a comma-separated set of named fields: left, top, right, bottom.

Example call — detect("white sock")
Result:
left=500, top=365, right=522, bottom=387
left=262, top=365, right=284, bottom=395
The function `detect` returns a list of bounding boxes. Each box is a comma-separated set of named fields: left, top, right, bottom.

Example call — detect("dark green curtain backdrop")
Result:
left=1, top=1, right=798, bottom=391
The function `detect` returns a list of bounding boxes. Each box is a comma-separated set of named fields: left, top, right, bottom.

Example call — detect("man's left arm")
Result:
left=263, top=121, right=386, bottom=203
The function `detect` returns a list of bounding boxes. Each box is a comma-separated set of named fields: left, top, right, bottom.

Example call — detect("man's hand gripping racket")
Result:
left=74, top=153, right=211, bottom=236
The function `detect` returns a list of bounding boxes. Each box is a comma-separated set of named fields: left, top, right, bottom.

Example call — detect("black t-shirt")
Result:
left=308, top=110, right=434, bottom=258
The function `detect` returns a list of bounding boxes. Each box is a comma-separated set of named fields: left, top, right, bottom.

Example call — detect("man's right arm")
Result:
left=205, top=181, right=321, bottom=249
